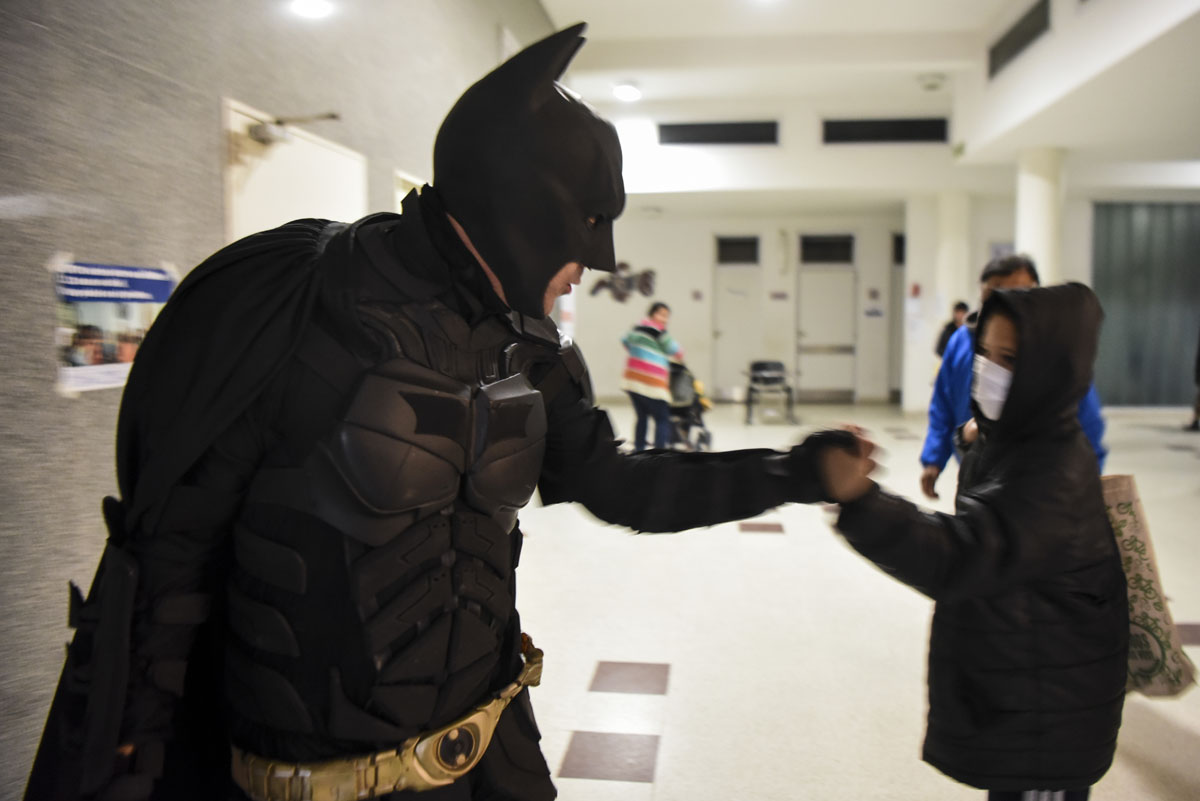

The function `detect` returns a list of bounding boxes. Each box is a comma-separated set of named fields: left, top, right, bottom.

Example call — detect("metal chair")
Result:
left=745, top=360, right=797, bottom=424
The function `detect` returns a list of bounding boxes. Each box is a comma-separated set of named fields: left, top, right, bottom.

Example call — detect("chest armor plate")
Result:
left=228, top=303, right=554, bottom=746
left=320, top=356, right=546, bottom=541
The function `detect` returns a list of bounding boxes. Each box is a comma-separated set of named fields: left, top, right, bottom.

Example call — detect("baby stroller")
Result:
left=668, top=361, right=713, bottom=451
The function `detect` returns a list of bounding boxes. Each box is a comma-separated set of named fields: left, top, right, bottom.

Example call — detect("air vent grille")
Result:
left=801, top=235, right=854, bottom=264
left=659, top=122, right=778, bottom=145
left=989, top=0, right=1050, bottom=78
left=823, top=119, right=947, bottom=144
left=716, top=236, right=760, bottom=264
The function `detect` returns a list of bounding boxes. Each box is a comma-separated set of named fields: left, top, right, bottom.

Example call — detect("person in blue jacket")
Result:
left=919, top=255, right=1107, bottom=499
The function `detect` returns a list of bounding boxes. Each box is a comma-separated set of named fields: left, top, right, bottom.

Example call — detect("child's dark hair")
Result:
left=979, top=254, right=1040, bottom=285
left=648, top=301, right=670, bottom=316
left=954, top=301, right=969, bottom=313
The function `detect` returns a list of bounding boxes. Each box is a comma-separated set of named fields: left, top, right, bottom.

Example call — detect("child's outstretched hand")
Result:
left=819, top=425, right=877, bottom=503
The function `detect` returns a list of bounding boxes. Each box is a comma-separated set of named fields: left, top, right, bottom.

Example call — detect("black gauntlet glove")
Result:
left=766, top=429, right=859, bottom=504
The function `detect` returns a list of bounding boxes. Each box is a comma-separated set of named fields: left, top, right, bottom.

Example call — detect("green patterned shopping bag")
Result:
left=1102, top=475, right=1196, bottom=697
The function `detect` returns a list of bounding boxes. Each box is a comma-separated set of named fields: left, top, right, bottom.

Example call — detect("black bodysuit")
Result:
left=39, top=192, right=829, bottom=801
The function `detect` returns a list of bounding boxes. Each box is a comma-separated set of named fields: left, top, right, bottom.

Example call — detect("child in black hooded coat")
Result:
left=820, top=283, right=1128, bottom=800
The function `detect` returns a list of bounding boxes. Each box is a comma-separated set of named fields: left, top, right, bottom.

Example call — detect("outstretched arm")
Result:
left=821, top=437, right=1073, bottom=602
left=835, top=488, right=1017, bottom=601
left=537, top=373, right=843, bottom=531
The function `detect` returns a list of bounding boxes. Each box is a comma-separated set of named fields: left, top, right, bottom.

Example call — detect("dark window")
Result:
left=716, top=236, right=759, bottom=264
left=800, top=235, right=854, bottom=264
left=659, top=122, right=778, bottom=145
left=823, top=118, right=947, bottom=144
left=988, top=0, right=1050, bottom=78
left=892, top=233, right=906, bottom=265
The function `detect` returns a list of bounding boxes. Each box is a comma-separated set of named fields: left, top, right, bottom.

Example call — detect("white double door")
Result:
left=712, top=252, right=857, bottom=402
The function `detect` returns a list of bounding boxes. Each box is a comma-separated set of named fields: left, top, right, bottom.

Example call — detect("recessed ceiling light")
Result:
left=613, top=82, right=642, bottom=102
left=289, top=0, right=335, bottom=19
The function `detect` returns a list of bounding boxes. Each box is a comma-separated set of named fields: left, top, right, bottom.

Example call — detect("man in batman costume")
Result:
left=27, top=24, right=848, bottom=801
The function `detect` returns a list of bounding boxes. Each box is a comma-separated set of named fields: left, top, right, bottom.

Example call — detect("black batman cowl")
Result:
left=432, top=23, right=626, bottom=318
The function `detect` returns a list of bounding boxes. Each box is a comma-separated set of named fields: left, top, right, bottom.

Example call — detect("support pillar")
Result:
left=1015, top=147, right=1064, bottom=284
left=936, top=191, right=972, bottom=314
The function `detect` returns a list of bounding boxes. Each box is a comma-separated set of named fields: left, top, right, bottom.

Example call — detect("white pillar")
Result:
left=902, top=197, right=939, bottom=414
left=1015, top=147, right=1064, bottom=284
left=936, top=191, right=972, bottom=314
left=901, top=194, right=973, bottom=414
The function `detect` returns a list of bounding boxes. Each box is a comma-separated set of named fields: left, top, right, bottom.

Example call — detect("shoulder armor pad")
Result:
left=508, top=311, right=561, bottom=347
left=557, top=335, right=595, bottom=407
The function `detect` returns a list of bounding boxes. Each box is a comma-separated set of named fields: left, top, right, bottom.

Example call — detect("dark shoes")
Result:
left=1185, top=420, right=1200, bottom=432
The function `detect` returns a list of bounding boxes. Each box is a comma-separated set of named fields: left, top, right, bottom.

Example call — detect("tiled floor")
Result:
left=589, top=662, right=671, bottom=695
left=559, top=731, right=661, bottom=782
left=738, top=521, right=785, bottom=534
left=517, top=402, right=1200, bottom=800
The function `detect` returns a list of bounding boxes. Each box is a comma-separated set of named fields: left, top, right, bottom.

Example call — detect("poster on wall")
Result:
left=50, top=252, right=177, bottom=394
left=989, top=241, right=1015, bottom=260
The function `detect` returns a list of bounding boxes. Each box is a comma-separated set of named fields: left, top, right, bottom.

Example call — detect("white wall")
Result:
left=956, top=0, right=1200, bottom=160
left=600, top=97, right=1013, bottom=198
left=1062, top=198, right=1094, bottom=286
left=576, top=207, right=903, bottom=404
left=583, top=196, right=1034, bottom=413
left=969, top=195, right=1016, bottom=300
left=972, top=195, right=1092, bottom=293
left=898, top=192, right=1022, bottom=413
left=901, top=197, right=940, bottom=414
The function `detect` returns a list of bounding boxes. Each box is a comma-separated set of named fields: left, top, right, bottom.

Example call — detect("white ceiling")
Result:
left=543, top=0, right=1011, bottom=40
left=625, top=189, right=906, bottom=219
left=970, top=9, right=1200, bottom=163
left=539, top=0, right=1200, bottom=216
left=545, top=0, right=1008, bottom=107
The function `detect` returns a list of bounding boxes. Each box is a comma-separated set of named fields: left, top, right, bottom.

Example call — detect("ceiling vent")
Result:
left=988, top=0, right=1050, bottom=78
left=716, top=236, right=760, bottom=264
left=800, top=235, right=854, bottom=264
left=823, top=118, right=947, bottom=144
left=658, top=122, right=778, bottom=145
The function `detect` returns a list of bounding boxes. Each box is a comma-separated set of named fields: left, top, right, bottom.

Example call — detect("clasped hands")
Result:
left=818, top=425, right=879, bottom=504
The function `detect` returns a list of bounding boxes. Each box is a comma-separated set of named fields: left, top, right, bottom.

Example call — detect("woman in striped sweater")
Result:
left=621, top=302, right=684, bottom=450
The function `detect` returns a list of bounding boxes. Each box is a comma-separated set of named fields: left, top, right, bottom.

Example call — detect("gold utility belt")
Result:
left=231, top=634, right=544, bottom=801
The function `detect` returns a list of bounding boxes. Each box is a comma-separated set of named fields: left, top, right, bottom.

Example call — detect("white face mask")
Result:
left=972, top=354, right=1013, bottom=421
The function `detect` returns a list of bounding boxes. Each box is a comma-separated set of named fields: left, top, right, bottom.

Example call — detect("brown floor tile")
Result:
left=1178, top=622, right=1200, bottom=646
left=589, top=661, right=670, bottom=695
left=740, top=521, right=784, bottom=533
left=558, top=731, right=659, bottom=783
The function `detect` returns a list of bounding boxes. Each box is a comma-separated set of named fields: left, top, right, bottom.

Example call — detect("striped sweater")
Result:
left=620, top=318, right=683, bottom=402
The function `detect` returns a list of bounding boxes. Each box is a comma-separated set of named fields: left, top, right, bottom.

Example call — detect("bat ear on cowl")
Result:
left=480, top=22, right=587, bottom=113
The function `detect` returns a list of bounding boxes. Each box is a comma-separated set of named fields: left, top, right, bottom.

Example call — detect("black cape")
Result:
left=27, top=216, right=359, bottom=799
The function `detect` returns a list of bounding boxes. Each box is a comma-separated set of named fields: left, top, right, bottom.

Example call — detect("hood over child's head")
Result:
left=974, top=283, right=1104, bottom=442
